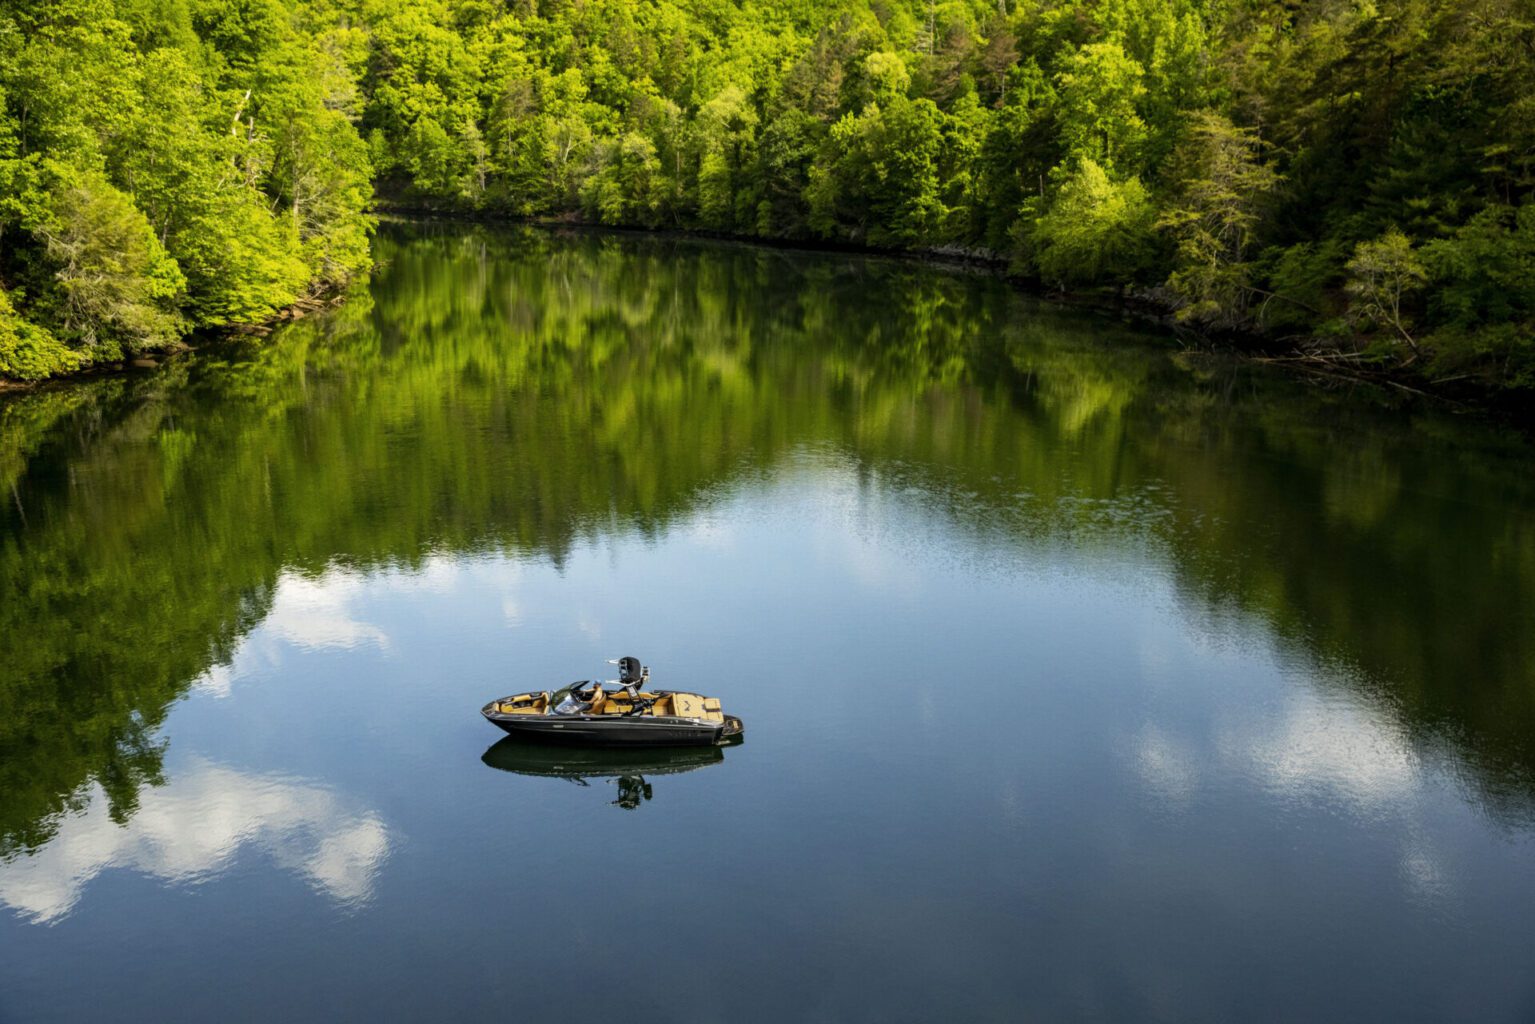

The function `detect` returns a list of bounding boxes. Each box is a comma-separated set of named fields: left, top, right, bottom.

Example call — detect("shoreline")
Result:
left=0, top=276, right=357, bottom=395
left=378, top=207, right=1525, bottom=423
left=5, top=211, right=1525, bottom=427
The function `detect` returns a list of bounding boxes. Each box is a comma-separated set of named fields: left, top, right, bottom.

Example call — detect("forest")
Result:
left=2, top=0, right=1534, bottom=394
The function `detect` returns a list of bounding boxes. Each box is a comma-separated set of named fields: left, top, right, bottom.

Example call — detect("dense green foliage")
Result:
left=0, top=0, right=373, bottom=379
left=5, top=225, right=1535, bottom=853
left=333, top=0, right=1535, bottom=390
left=5, top=0, right=1535, bottom=391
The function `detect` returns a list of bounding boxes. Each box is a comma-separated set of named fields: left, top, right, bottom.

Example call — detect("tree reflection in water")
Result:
left=2, top=221, right=1534, bottom=864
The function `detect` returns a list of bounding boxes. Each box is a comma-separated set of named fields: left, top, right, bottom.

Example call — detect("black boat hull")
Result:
left=482, top=710, right=744, bottom=747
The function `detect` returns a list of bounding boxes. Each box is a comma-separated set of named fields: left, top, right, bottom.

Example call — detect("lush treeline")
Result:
left=4, top=0, right=1535, bottom=391
left=336, top=0, right=1535, bottom=391
left=0, top=0, right=373, bottom=379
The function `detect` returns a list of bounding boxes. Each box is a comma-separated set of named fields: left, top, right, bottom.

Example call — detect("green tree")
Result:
left=1346, top=229, right=1427, bottom=355
left=813, top=95, right=949, bottom=246
left=1025, top=158, right=1156, bottom=286
left=1158, top=111, right=1279, bottom=328
left=697, top=84, right=759, bottom=231
left=1054, top=42, right=1147, bottom=172
left=583, top=131, right=661, bottom=226
left=0, top=286, right=79, bottom=379
left=30, top=163, right=187, bottom=358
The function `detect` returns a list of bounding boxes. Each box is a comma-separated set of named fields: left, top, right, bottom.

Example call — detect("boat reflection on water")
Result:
left=480, top=737, right=737, bottom=809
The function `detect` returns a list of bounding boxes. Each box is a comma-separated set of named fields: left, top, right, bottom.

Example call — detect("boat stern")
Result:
left=719, top=714, right=745, bottom=743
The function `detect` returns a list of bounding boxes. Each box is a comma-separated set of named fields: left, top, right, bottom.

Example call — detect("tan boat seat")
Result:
left=501, top=694, right=547, bottom=714
left=670, top=693, right=705, bottom=717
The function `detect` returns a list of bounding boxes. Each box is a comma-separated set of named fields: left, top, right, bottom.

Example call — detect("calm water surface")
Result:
left=3, top=224, right=1535, bottom=1022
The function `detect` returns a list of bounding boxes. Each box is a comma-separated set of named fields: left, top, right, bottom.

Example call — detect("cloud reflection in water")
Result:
left=1230, top=693, right=1421, bottom=809
left=0, top=759, right=389, bottom=924
left=262, top=570, right=391, bottom=652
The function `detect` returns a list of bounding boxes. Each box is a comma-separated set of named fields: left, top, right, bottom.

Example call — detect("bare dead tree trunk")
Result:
left=231, top=89, right=252, bottom=136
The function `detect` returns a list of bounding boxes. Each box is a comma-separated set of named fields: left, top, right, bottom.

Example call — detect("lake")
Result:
left=3, top=222, right=1535, bottom=1022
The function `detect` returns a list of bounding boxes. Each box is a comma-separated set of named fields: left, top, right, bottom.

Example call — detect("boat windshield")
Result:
left=549, top=681, right=593, bottom=716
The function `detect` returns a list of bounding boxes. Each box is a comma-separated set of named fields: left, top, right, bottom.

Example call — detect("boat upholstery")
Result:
left=498, top=693, right=548, bottom=714
left=495, top=689, right=725, bottom=722
left=668, top=693, right=725, bottom=721
left=670, top=693, right=704, bottom=716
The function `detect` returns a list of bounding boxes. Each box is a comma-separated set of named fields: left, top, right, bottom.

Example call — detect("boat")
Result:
left=481, top=656, right=744, bottom=747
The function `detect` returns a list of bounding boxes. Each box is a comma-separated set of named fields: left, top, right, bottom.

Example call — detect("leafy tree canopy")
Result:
left=4, top=0, right=1535, bottom=391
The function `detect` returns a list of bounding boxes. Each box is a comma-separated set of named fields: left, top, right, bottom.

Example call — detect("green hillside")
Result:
left=3, top=0, right=1533, bottom=393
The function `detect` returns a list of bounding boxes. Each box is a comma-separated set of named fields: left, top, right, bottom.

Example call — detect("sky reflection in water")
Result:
left=2, top=226, right=1534, bottom=1021
left=0, top=759, right=388, bottom=924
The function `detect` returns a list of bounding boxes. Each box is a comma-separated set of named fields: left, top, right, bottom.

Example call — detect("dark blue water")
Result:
left=3, top=224, right=1535, bottom=1022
